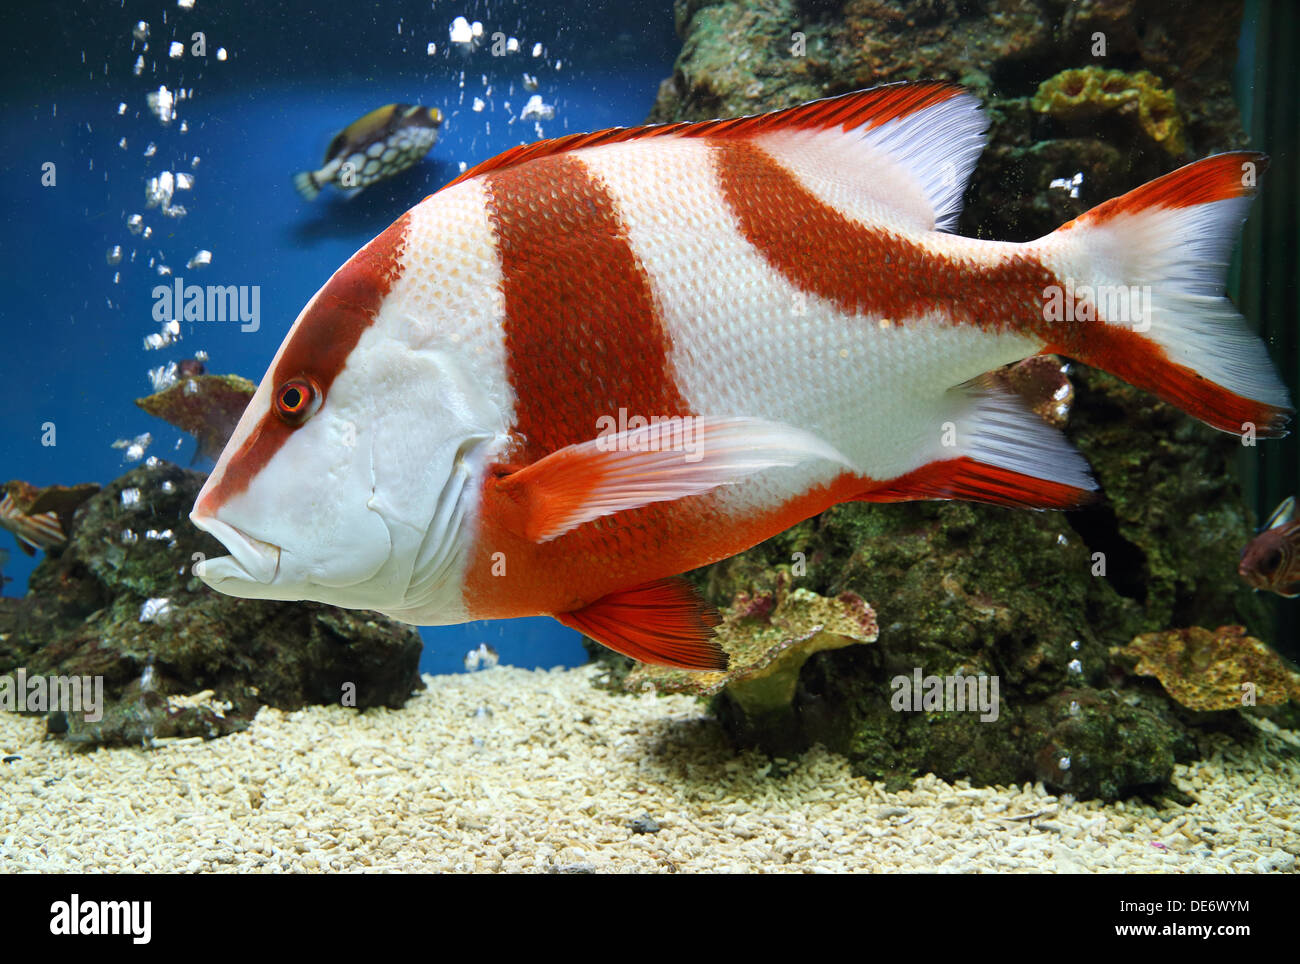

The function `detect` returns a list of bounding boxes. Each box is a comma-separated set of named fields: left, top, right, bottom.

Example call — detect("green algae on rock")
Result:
left=1114, top=625, right=1300, bottom=712
left=135, top=373, right=256, bottom=461
left=1027, top=687, right=1197, bottom=802
left=0, top=462, right=423, bottom=747
left=1031, top=67, right=1185, bottom=156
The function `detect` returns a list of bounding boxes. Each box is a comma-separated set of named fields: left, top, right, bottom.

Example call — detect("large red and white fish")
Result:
left=190, top=82, right=1290, bottom=670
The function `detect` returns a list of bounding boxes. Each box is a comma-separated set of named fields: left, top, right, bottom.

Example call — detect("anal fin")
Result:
left=554, top=578, right=727, bottom=670
left=861, top=456, right=1095, bottom=509
left=861, top=376, right=1098, bottom=510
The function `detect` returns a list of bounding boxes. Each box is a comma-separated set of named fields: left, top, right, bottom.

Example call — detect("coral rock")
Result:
left=0, top=463, right=423, bottom=747
left=135, top=373, right=256, bottom=461
left=1031, top=67, right=1186, bottom=156
left=626, top=583, right=878, bottom=719
left=1115, top=626, right=1300, bottom=712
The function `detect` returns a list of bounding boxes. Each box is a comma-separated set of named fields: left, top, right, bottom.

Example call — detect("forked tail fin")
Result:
left=1039, top=151, right=1291, bottom=437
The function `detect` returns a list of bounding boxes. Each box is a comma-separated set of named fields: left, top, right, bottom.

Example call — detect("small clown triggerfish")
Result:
left=293, top=103, right=443, bottom=200
left=194, top=82, right=1292, bottom=671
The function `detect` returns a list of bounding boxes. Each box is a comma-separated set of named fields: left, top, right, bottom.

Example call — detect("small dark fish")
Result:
left=1239, top=496, right=1300, bottom=597
left=293, top=103, right=443, bottom=201
left=178, top=357, right=206, bottom=377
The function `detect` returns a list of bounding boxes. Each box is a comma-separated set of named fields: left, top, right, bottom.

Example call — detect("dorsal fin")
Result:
left=327, top=103, right=399, bottom=161
left=437, top=81, right=985, bottom=228
left=1266, top=495, right=1296, bottom=530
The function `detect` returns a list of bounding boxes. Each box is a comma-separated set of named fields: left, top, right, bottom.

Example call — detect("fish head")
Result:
left=1238, top=528, right=1290, bottom=593
left=190, top=213, right=503, bottom=623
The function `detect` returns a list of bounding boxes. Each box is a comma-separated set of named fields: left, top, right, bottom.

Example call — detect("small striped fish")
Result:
left=0, top=492, right=64, bottom=555
left=193, top=81, right=1290, bottom=670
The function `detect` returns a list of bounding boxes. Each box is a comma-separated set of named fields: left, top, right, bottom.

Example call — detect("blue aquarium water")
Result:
left=1, top=0, right=676, bottom=674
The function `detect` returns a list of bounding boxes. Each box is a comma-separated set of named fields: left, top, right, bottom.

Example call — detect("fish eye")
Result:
left=1261, top=549, right=1283, bottom=574
left=274, top=376, right=322, bottom=426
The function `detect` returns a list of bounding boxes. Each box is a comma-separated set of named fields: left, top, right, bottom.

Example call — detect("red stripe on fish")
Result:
left=483, top=153, right=689, bottom=460
left=712, top=140, right=1054, bottom=332
left=196, top=212, right=411, bottom=514
left=442, top=82, right=965, bottom=191
left=1043, top=329, right=1291, bottom=437
left=471, top=153, right=715, bottom=630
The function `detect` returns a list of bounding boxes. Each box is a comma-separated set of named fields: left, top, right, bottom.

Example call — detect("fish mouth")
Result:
left=189, top=513, right=281, bottom=586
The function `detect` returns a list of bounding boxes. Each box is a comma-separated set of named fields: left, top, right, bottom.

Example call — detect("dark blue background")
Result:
left=0, top=0, right=678, bottom=673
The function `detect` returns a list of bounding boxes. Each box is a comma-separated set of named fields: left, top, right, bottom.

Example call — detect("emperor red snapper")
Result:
left=190, top=82, right=1290, bottom=670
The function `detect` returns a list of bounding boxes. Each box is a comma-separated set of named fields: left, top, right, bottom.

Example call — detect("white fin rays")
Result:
left=757, top=90, right=987, bottom=233
left=500, top=415, right=861, bottom=543
left=951, top=376, right=1096, bottom=493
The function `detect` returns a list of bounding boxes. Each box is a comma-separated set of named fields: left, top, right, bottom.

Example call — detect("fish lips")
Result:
left=190, top=514, right=282, bottom=588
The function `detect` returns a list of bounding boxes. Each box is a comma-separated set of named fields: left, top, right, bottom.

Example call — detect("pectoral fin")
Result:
left=493, top=415, right=856, bottom=543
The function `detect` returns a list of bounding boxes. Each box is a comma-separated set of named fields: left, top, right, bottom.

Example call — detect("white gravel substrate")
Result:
left=1, top=665, right=1297, bottom=873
